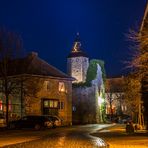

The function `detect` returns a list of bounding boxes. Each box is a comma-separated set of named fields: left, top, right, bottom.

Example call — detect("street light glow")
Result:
left=98, top=96, right=104, bottom=106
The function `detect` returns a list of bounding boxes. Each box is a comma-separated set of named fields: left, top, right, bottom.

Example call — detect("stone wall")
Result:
left=72, top=63, right=105, bottom=124
left=72, top=85, right=101, bottom=124
left=24, top=77, right=72, bottom=125
left=67, top=57, right=89, bottom=83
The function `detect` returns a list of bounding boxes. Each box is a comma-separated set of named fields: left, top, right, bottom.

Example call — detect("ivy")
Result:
left=86, top=59, right=106, bottom=84
left=72, top=59, right=106, bottom=87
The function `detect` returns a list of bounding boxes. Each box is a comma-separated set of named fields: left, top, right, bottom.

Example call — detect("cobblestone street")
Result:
left=1, top=124, right=148, bottom=148
left=92, top=124, right=148, bottom=148
left=0, top=124, right=110, bottom=148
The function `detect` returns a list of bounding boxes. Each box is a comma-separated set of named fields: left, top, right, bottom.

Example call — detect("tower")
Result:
left=67, top=33, right=89, bottom=83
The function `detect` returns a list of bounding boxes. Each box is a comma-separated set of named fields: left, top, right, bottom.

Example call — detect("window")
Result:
left=54, top=101, right=58, bottom=108
left=59, top=82, right=66, bottom=92
left=44, top=100, right=48, bottom=107
left=58, top=102, right=64, bottom=110
left=76, top=58, right=79, bottom=62
left=0, top=100, right=2, bottom=110
left=45, top=81, right=50, bottom=91
left=72, top=106, right=76, bottom=111
left=49, top=100, right=54, bottom=108
left=60, top=102, right=64, bottom=109
left=47, top=81, right=50, bottom=90
left=43, top=99, right=58, bottom=108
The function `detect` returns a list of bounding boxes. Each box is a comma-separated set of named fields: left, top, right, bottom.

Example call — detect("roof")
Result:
left=4, top=52, right=73, bottom=80
left=105, top=77, right=125, bottom=93
left=67, top=33, right=88, bottom=58
left=67, top=51, right=88, bottom=58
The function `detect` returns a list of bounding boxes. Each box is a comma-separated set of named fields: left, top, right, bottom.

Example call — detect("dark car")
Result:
left=8, top=115, right=54, bottom=130
left=105, top=114, right=118, bottom=123
left=120, top=114, right=131, bottom=124
left=105, top=114, right=131, bottom=123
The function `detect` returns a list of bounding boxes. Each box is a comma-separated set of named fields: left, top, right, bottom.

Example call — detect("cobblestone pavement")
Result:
left=91, top=124, right=148, bottom=148
left=0, top=124, right=110, bottom=148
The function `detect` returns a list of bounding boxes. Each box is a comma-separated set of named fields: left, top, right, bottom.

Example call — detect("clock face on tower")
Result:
left=76, top=58, right=79, bottom=62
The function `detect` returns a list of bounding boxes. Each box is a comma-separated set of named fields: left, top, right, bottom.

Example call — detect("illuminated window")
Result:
left=49, top=100, right=54, bottom=108
left=0, top=100, right=2, bottom=110
left=125, top=106, right=127, bottom=111
left=54, top=101, right=58, bottom=108
left=44, top=100, right=48, bottom=107
left=43, top=99, right=58, bottom=108
left=59, top=82, right=66, bottom=92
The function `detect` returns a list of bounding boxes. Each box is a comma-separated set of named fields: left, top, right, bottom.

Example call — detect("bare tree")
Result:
left=105, top=78, right=125, bottom=122
left=0, top=28, right=24, bottom=126
left=0, top=29, right=43, bottom=126
left=18, top=76, right=43, bottom=119
left=124, top=74, right=141, bottom=121
left=106, top=93, right=114, bottom=121
left=127, top=14, right=148, bottom=129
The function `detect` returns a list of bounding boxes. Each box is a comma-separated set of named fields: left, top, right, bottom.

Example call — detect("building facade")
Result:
left=0, top=52, right=73, bottom=125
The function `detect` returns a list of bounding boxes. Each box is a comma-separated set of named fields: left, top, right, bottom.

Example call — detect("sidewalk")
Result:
left=0, top=129, right=51, bottom=147
left=91, top=124, right=148, bottom=148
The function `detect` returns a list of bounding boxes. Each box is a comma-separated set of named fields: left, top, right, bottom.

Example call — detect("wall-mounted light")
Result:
left=98, top=96, right=104, bottom=106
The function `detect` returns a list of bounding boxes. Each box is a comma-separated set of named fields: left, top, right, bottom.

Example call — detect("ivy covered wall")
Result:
left=72, top=59, right=106, bottom=87
left=72, top=59, right=106, bottom=123
left=86, top=59, right=106, bottom=85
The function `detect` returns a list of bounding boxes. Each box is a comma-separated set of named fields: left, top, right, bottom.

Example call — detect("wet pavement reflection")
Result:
left=3, top=124, right=109, bottom=148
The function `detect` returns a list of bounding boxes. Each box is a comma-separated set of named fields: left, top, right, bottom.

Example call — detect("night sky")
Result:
left=0, top=0, right=147, bottom=77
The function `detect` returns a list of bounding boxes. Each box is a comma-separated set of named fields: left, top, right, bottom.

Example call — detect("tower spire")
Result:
left=67, top=32, right=88, bottom=58
left=72, top=32, right=81, bottom=52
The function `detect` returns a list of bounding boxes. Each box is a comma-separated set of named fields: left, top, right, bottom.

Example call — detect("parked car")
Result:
left=0, top=114, right=6, bottom=128
left=120, top=114, right=131, bottom=124
left=45, top=115, right=63, bottom=127
left=105, top=114, right=131, bottom=124
left=105, top=114, right=118, bottom=123
left=8, top=115, right=54, bottom=130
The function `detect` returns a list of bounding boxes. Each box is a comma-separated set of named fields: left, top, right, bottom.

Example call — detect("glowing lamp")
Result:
left=98, top=96, right=104, bottom=106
